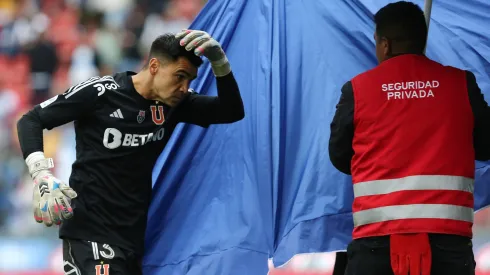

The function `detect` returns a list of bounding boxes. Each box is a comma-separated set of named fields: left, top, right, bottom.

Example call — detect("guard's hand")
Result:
left=176, top=29, right=231, bottom=77
left=32, top=170, right=77, bottom=226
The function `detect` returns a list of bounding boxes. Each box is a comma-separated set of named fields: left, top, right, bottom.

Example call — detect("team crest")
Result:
left=150, top=105, right=165, bottom=125
left=137, top=110, right=145, bottom=123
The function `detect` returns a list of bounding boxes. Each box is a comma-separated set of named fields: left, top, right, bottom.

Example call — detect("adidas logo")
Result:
left=110, top=109, right=124, bottom=119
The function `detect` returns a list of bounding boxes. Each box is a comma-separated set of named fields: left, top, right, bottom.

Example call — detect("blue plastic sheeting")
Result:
left=143, top=0, right=490, bottom=274
left=143, top=2, right=271, bottom=274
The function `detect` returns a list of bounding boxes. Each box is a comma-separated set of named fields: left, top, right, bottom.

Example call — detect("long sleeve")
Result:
left=17, top=79, right=104, bottom=159
left=466, top=70, right=490, bottom=161
left=329, top=81, right=355, bottom=175
left=177, top=72, right=245, bottom=127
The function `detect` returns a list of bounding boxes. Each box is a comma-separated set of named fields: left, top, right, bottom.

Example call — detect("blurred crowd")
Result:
left=0, top=0, right=206, bottom=238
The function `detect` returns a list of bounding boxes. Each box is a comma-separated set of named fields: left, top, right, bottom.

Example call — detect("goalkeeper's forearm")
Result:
left=17, top=109, right=45, bottom=160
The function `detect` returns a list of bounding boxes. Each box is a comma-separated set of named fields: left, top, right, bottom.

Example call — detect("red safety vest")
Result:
left=350, top=54, right=475, bottom=239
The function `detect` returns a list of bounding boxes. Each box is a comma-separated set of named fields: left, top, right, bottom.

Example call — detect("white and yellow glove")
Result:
left=26, top=152, right=77, bottom=227
left=176, top=29, right=231, bottom=77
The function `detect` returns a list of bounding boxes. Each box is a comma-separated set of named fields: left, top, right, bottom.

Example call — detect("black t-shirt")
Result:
left=17, top=71, right=244, bottom=255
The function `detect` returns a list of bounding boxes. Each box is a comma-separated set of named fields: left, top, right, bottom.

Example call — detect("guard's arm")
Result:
left=466, top=71, right=490, bottom=161
left=329, top=81, right=355, bottom=175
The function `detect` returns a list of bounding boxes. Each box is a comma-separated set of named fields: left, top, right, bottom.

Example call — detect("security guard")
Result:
left=329, top=1, right=490, bottom=275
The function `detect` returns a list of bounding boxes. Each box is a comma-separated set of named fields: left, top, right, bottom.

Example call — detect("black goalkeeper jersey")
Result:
left=17, top=71, right=244, bottom=255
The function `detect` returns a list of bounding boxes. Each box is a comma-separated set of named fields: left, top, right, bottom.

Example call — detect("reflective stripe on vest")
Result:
left=352, top=175, right=474, bottom=227
left=353, top=175, right=474, bottom=197
left=353, top=204, right=474, bottom=226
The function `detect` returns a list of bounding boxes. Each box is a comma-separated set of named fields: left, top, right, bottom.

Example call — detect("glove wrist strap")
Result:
left=211, top=56, right=231, bottom=77
left=26, top=152, right=54, bottom=178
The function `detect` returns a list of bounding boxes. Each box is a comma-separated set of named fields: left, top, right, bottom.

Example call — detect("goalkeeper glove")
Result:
left=176, top=29, right=231, bottom=77
left=26, top=152, right=77, bottom=227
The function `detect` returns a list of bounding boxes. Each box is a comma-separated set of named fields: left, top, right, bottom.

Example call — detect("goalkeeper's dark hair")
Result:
left=146, top=34, right=203, bottom=68
left=374, top=1, right=428, bottom=54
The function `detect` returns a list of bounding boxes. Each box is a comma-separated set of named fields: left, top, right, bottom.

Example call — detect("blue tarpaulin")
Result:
left=143, top=1, right=490, bottom=274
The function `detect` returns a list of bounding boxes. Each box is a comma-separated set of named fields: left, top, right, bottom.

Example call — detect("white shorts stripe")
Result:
left=353, top=204, right=474, bottom=226
left=353, top=175, right=474, bottom=197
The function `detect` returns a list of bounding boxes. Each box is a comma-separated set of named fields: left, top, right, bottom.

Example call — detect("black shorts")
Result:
left=63, top=238, right=142, bottom=275
left=344, top=234, right=476, bottom=275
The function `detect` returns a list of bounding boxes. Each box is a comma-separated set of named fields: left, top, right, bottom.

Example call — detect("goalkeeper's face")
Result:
left=151, top=56, right=198, bottom=106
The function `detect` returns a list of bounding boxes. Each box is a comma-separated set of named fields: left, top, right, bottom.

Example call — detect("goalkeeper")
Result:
left=16, top=30, right=244, bottom=275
